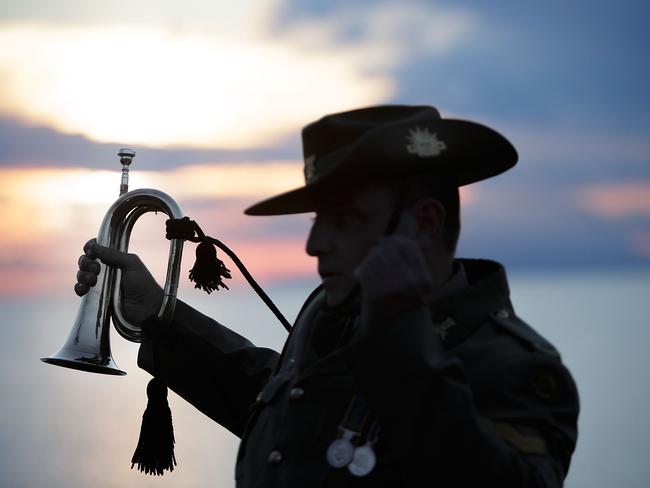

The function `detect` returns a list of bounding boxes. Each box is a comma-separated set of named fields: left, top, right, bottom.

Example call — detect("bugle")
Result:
left=41, top=148, right=184, bottom=375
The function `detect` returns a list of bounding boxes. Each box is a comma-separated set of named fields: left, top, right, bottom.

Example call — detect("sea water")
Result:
left=1, top=267, right=648, bottom=487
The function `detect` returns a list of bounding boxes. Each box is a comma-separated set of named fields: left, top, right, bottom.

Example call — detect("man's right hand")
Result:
left=75, top=238, right=163, bottom=325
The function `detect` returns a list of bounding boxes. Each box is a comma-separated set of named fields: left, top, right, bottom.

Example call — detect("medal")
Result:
left=348, top=444, right=376, bottom=476
left=326, top=436, right=355, bottom=468
left=348, top=420, right=380, bottom=477
left=325, top=396, right=372, bottom=470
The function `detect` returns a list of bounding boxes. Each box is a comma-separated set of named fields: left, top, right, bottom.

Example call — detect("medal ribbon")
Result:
left=338, top=395, right=371, bottom=436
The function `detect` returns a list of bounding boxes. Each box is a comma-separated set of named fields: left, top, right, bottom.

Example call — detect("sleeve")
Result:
left=138, top=299, right=280, bottom=438
left=342, top=306, right=579, bottom=487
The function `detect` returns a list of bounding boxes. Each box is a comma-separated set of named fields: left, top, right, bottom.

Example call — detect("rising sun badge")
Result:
left=405, top=126, right=447, bottom=157
left=304, top=155, right=316, bottom=182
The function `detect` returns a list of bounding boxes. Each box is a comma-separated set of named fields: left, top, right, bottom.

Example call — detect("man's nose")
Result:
left=306, top=220, right=329, bottom=257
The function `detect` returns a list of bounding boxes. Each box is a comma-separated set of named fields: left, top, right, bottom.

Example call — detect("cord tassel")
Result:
left=131, top=316, right=176, bottom=476
left=131, top=378, right=177, bottom=475
left=165, top=217, right=292, bottom=332
left=188, top=241, right=232, bottom=293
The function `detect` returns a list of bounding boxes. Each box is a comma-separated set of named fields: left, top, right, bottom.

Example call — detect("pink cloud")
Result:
left=575, top=182, right=650, bottom=218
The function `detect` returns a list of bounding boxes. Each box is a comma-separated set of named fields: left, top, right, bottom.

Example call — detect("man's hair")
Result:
left=404, top=173, right=461, bottom=256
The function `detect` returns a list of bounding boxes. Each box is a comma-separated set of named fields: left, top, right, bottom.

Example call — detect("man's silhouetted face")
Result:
left=306, top=184, right=403, bottom=307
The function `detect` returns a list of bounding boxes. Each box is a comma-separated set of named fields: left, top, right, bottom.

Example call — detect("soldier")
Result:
left=76, top=105, right=579, bottom=486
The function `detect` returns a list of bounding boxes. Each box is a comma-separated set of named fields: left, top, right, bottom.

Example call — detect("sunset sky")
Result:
left=0, top=0, right=648, bottom=297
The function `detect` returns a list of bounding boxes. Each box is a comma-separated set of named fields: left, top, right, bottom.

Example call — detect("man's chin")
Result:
left=322, top=280, right=355, bottom=307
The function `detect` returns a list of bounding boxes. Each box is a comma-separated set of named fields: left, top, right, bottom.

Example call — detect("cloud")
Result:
left=0, top=22, right=392, bottom=149
left=0, top=116, right=298, bottom=168
left=509, top=127, right=650, bottom=166
left=501, top=125, right=650, bottom=184
left=0, top=2, right=479, bottom=151
left=458, top=179, right=650, bottom=268
left=274, top=1, right=476, bottom=71
left=575, top=182, right=650, bottom=218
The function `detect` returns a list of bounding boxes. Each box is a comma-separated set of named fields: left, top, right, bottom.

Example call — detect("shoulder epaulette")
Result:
left=490, top=308, right=560, bottom=358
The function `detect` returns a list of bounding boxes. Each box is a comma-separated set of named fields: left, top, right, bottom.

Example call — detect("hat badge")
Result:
left=304, top=154, right=316, bottom=183
left=406, top=126, right=446, bottom=158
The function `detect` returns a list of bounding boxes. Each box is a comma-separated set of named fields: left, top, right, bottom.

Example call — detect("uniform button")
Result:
left=268, top=450, right=283, bottom=464
left=289, top=387, right=305, bottom=400
left=496, top=309, right=510, bottom=319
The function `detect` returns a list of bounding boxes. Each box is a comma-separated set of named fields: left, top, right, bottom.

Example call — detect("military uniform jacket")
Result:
left=139, top=258, right=579, bottom=487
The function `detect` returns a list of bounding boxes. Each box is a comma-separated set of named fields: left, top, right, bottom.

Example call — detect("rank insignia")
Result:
left=304, top=155, right=316, bottom=182
left=493, top=422, right=547, bottom=455
left=433, top=316, right=456, bottom=340
left=406, top=126, right=447, bottom=157
left=530, top=371, right=560, bottom=401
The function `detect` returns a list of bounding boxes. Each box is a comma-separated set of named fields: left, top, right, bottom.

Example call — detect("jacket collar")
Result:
left=429, top=258, right=511, bottom=349
left=430, top=259, right=469, bottom=302
left=294, top=258, right=512, bottom=381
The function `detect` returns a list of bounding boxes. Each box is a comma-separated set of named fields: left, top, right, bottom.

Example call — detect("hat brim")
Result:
left=245, top=119, right=516, bottom=216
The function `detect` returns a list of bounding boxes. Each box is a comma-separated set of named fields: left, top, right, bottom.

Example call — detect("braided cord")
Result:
left=167, top=218, right=292, bottom=333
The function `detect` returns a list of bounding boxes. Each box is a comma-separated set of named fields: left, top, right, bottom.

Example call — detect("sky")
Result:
left=0, top=0, right=649, bottom=297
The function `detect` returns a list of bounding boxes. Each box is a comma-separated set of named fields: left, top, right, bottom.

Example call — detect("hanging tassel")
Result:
left=165, top=217, right=232, bottom=294
left=131, top=378, right=177, bottom=475
left=131, top=316, right=176, bottom=476
left=188, top=241, right=232, bottom=293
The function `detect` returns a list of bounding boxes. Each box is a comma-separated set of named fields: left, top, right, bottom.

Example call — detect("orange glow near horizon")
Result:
left=0, top=163, right=313, bottom=296
left=2, top=165, right=646, bottom=297
left=0, top=163, right=480, bottom=297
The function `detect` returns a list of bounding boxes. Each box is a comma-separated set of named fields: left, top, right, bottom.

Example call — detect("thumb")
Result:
left=92, top=242, right=136, bottom=269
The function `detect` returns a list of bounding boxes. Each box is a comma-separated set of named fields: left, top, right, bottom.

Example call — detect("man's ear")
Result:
left=414, top=198, right=446, bottom=247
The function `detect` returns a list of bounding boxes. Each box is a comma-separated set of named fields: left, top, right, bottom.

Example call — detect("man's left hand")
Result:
left=354, top=235, right=434, bottom=328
